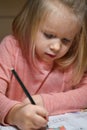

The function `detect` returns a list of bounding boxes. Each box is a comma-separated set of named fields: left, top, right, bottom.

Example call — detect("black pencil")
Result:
left=11, top=68, right=36, bottom=105
left=11, top=68, right=48, bottom=129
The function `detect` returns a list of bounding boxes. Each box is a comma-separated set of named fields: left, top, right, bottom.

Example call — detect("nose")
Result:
left=50, top=40, right=61, bottom=52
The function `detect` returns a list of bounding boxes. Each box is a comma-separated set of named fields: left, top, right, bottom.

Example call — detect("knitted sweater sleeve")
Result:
left=41, top=72, right=87, bottom=116
left=0, top=36, right=20, bottom=124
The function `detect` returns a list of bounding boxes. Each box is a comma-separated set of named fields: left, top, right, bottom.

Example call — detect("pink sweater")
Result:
left=0, top=35, right=87, bottom=124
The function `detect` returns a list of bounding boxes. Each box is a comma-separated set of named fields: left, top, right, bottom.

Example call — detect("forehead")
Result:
left=42, top=2, right=81, bottom=38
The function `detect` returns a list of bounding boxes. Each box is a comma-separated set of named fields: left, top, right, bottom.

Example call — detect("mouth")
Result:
left=45, top=53, right=56, bottom=58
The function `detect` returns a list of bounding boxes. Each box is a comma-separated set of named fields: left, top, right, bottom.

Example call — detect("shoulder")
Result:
left=0, top=35, right=21, bottom=65
left=0, top=35, right=19, bottom=50
left=0, top=35, right=21, bottom=58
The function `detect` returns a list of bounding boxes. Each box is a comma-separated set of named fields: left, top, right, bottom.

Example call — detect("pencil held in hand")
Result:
left=11, top=68, right=36, bottom=105
left=11, top=68, right=48, bottom=129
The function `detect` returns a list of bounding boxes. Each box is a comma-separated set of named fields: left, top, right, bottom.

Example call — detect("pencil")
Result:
left=11, top=68, right=48, bottom=129
left=11, top=68, right=36, bottom=105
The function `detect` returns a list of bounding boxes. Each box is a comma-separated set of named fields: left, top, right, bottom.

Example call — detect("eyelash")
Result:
left=44, top=32, right=56, bottom=39
left=44, top=32, right=71, bottom=44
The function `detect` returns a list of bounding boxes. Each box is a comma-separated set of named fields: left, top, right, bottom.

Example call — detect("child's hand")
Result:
left=6, top=103, right=48, bottom=130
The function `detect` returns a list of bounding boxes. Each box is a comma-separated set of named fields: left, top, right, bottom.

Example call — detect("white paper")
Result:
left=0, top=126, right=17, bottom=130
left=48, top=111, right=87, bottom=130
left=0, top=111, right=87, bottom=130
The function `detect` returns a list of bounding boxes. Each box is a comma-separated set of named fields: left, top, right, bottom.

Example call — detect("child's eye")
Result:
left=61, top=38, right=71, bottom=44
left=44, top=32, right=56, bottom=39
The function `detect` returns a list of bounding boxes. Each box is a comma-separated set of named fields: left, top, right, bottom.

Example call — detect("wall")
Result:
left=0, top=0, right=27, bottom=41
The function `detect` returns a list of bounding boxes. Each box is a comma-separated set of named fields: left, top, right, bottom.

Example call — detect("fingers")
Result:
left=36, top=106, right=48, bottom=120
left=34, top=114, right=48, bottom=128
left=20, top=104, right=48, bottom=129
left=10, top=103, right=48, bottom=130
left=26, top=104, right=48, bottom=128
left=30, top=105, right=48, bottom=128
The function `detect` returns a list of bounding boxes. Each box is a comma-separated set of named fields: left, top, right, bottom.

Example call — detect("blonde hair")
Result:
left=12, top=0, right=87, bottom=85
left=57, top=0, right=87, bottom=85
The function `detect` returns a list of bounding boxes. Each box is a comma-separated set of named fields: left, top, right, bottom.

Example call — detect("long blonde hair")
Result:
left=12, top=0, right=87, bottom=85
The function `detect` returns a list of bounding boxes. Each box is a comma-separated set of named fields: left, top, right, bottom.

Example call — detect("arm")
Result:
left=0, top=36, right=48, bottom=130
left=32, top=72, right=87, bottom=116
left=5, top=102, right=48, bottom=130
left=0, top=36, right=20, bottom=124
left=0, top=93, right=20, bottom=124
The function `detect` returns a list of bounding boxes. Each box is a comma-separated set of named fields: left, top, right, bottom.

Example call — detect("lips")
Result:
left=45, top=53, right=56, bottom=58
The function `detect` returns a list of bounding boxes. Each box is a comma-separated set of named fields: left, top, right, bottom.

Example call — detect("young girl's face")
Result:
left=34, top=2, right=81, bottom=65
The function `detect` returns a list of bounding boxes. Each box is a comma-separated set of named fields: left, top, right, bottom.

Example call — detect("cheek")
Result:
left=64, top=46, right=70, bottom=52
left=35, top=42, right=44, bottom=57
left=35, top=38, right=47, bottom=53
left=60, top=45, right=71, bottom=56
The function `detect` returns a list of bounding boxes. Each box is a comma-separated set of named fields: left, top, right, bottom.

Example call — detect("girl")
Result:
left=0, top=0, right=87, bottom=130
